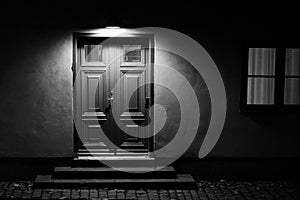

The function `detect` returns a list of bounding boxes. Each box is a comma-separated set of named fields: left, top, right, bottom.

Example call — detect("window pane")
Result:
left=247, top=77, right=275, bottom=105
left=124, top=45, right=141, bottom=62
left=285, top=49, right=300, bottom=76
left=248, top=48, right=276, bottom=75
left=84, top=45, right=102, bottom=62
left=284, top=78, right=300, bottom=105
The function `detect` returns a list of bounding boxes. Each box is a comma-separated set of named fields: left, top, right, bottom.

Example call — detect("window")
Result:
left=247, top=48, right=276, bottom=105
left=124, top=45, right=142, bottom=62
left=284, top=49, right=300, bottom=105
left=241, top=42, right=300, bottom=112
left=84, top=45, right=103, bottom=62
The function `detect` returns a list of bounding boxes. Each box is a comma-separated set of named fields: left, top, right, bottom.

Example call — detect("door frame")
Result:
left=72, top=30, right=155, bottom=155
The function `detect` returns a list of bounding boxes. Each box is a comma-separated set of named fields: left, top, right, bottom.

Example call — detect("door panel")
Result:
left=125, top=74, right=139, bottom=110
left=120, top=69, right=145, bottom=113
left=81, top=70, right=107, bottom=114
left=86, top=124, right=101, bottom=142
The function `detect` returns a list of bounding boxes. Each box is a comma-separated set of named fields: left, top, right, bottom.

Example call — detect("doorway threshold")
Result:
left=75, top=155, right=154, bottom=161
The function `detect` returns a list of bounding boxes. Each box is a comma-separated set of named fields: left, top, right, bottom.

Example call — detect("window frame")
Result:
left=240, top=41, right=300, bottom=112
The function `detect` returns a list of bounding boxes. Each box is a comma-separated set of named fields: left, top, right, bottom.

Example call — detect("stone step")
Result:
left=78, top=148, right=149, bottom=153
left=77, top=148, right=150, bottom=157
left=82, top=142, right=148, bottom=150
left=52, top=166, right=177, bottom=179
left=34, top=174, right=196, bottom=189
left=72, top=156, right=156, bottom=168
left=78, top=152, right=150, bottom=156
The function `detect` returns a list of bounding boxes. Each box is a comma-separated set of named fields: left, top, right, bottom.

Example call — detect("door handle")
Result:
left=108, top=90, right=114, bottom=108
left=145, top=97, right=150, bottom=108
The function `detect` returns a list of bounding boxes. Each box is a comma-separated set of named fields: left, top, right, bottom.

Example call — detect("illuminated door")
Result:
left=74, top=36, right=153, bottom=153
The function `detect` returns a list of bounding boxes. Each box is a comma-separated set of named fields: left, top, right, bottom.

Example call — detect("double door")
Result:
left=74, top=36, right=153, bottom=153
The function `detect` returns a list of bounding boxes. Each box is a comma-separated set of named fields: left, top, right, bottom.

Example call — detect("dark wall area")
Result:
left=0, top=29, right=73, bottom=157
left=0, top=2, right=299, bottom=157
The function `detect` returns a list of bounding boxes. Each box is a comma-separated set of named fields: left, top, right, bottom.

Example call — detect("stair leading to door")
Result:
left=76, top=141, right=154, bottom=168
left=52, top=166, right=177, bottom=179
left=34, top=166, right=196, bottom=189
left=72, top=155, right=155, bottom=168
left=77, top=148, right=149, bottom=157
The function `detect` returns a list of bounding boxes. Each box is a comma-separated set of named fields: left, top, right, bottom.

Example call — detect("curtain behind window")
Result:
left=247, top=48, right=276, bottom=105
left=284, top=49, right=300, bottom=104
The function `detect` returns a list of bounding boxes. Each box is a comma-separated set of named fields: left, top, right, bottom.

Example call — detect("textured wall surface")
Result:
left=154, top=50, right=211, bottom=157
left=0, top=30, right=73, bottom=157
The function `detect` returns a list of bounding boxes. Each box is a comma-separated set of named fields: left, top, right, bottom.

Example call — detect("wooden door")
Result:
left=74, top=36, right=153, bottom=154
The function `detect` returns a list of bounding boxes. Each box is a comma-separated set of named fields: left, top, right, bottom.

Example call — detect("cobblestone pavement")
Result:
left=0, top=181, right=299, bottom=199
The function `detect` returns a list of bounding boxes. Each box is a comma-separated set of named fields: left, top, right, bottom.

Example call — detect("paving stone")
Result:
left=0, top=180, right=300, bottom=199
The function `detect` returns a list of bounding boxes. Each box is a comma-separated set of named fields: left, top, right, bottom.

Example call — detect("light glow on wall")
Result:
left=78, top=28, right=134, bottom=37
